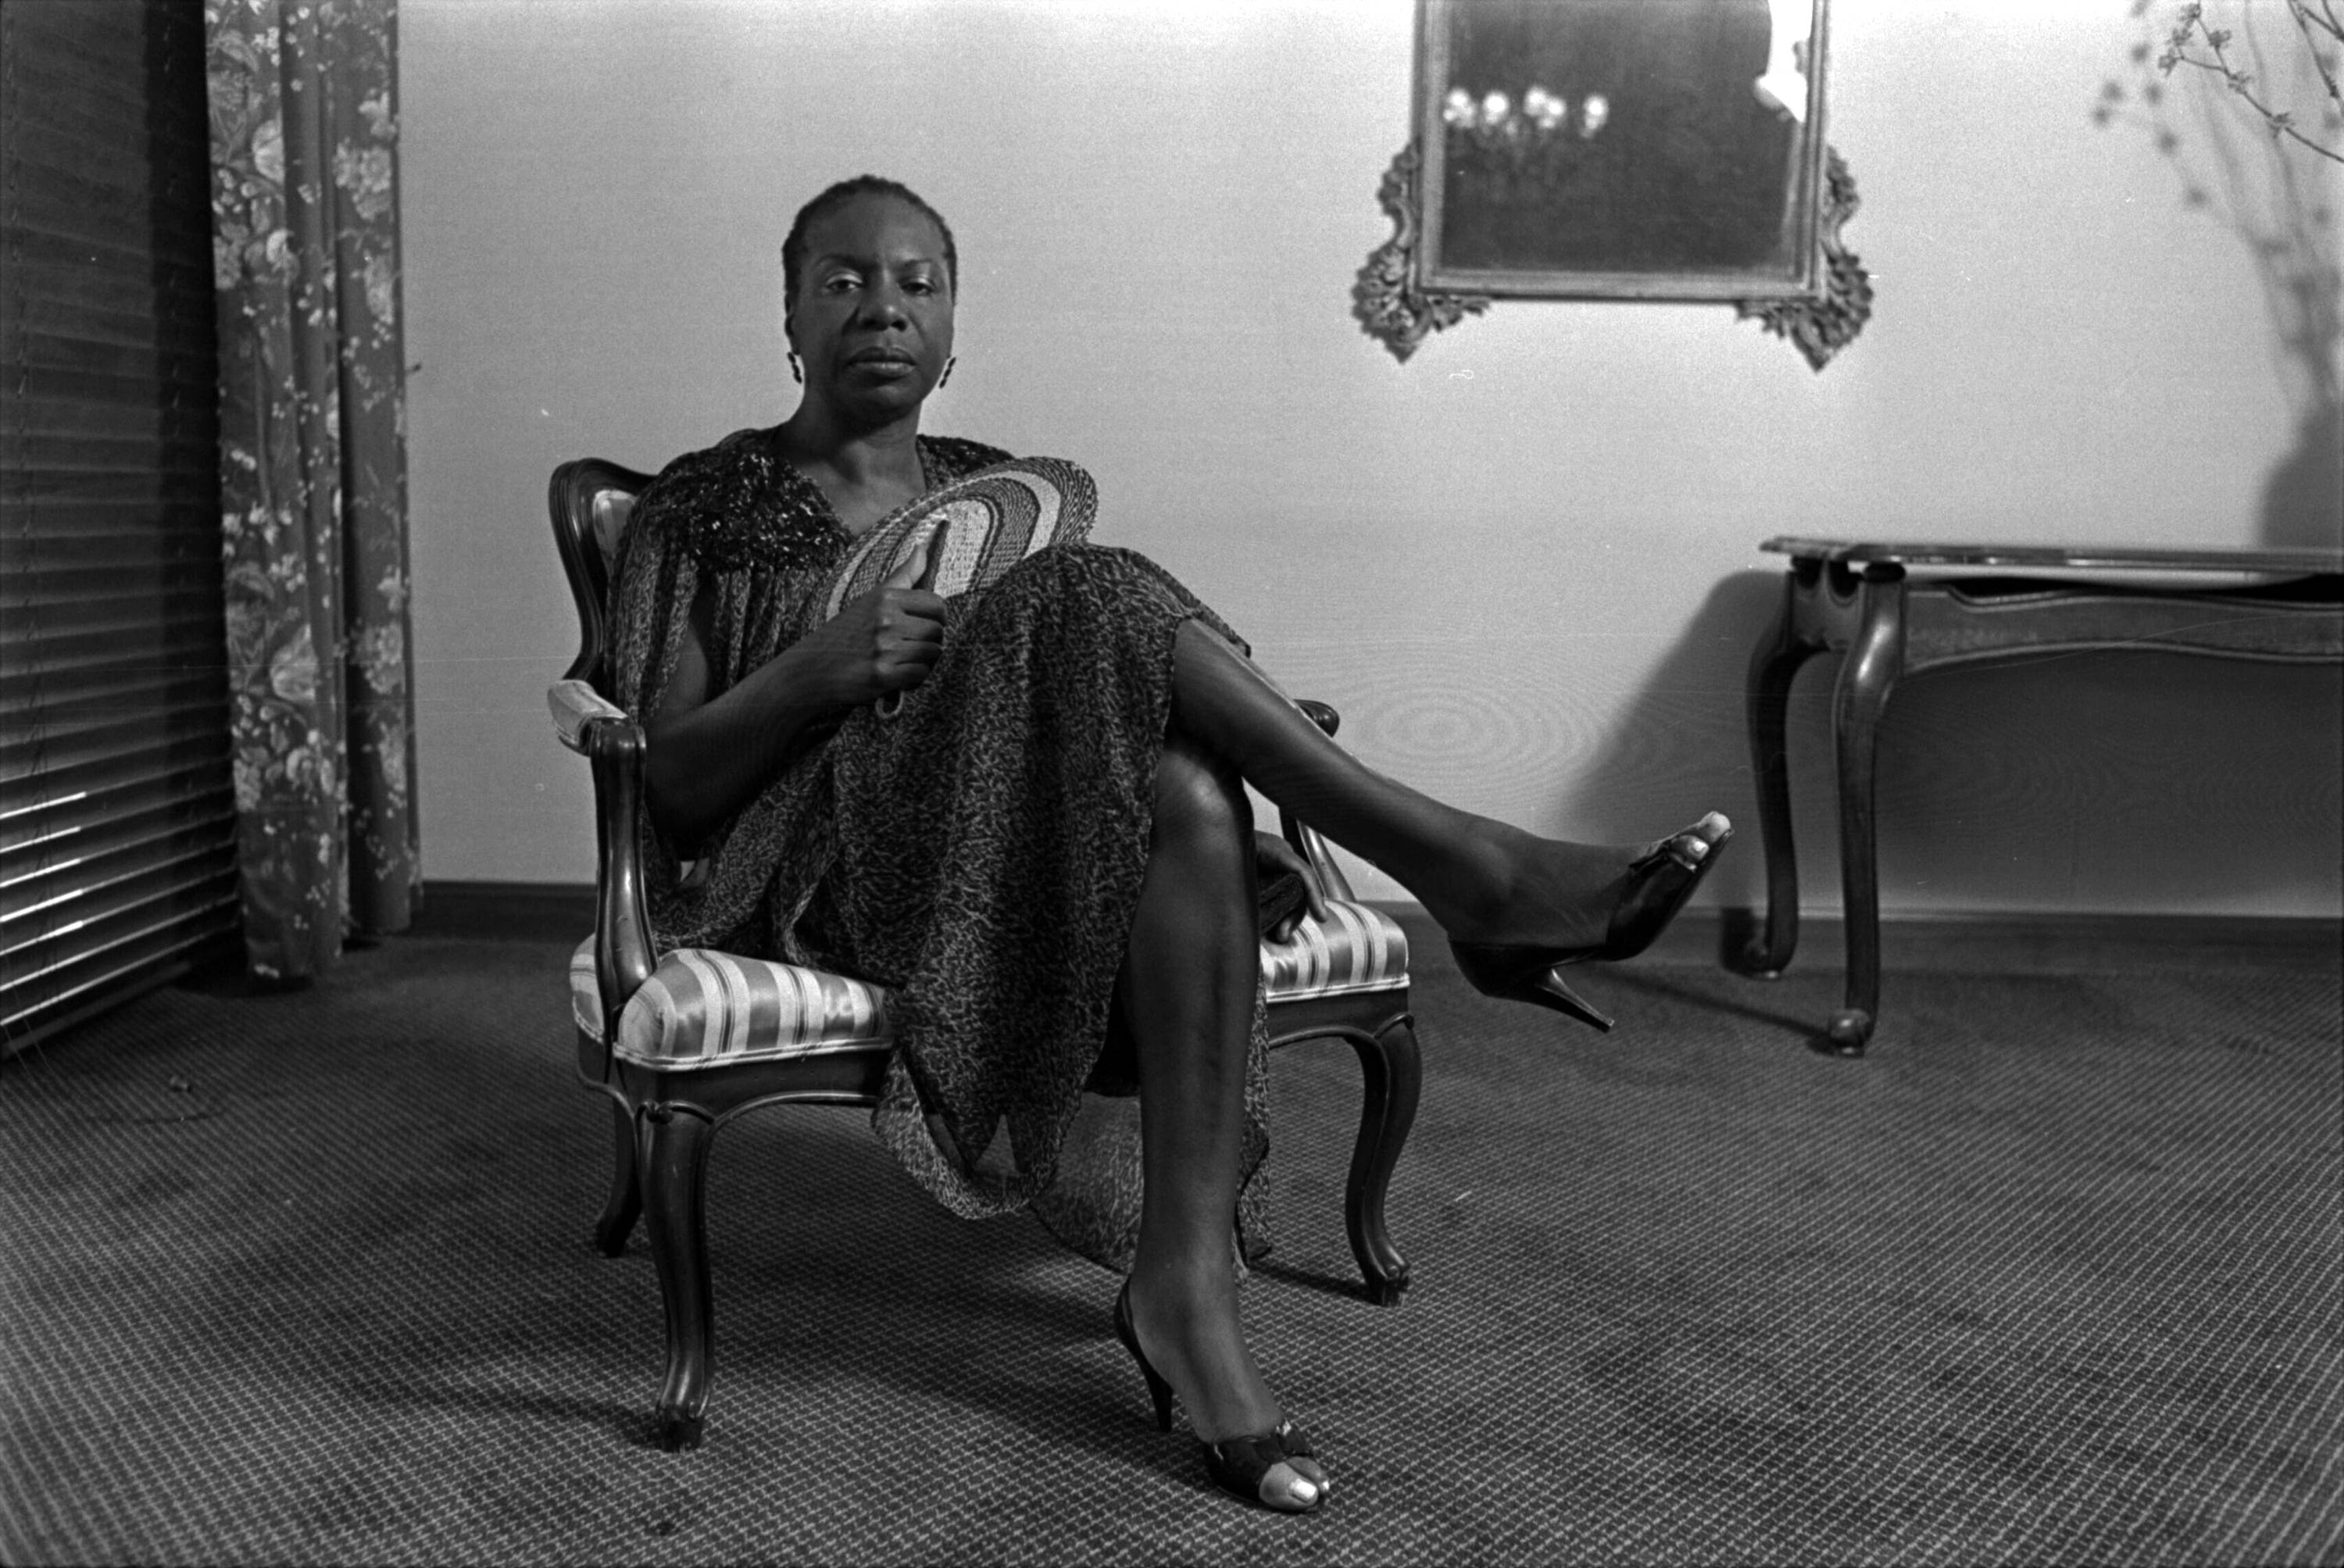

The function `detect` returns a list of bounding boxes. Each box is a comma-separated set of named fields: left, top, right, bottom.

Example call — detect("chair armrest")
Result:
left=1281, top=699, right=1358, bottom=902
left=549, top=678, right=627, bottom=754
left=547, top=680, right=657, bottom=1041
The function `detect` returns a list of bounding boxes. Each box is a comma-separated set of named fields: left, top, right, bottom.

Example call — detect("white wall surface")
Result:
left=401, top=0, right=2342, bottom=916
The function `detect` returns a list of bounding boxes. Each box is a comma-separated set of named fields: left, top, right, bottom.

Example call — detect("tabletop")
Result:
left=1761, top=538, right=2344, bottom=575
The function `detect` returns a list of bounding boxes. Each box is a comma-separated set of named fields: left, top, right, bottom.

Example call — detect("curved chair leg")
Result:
left=641, top=1102, right=717, bottom=1450
left=592, top=1095, right=642, bottom=1257
left=1828, top=577, right=1906, bottom=1056
left=1742, top=578, right=1819, bottom=977
left=1343, top=1013, right=1422, bottom=1305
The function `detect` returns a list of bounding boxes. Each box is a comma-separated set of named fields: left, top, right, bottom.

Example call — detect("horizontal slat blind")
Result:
left=2, top=0, right=240, bottom=1052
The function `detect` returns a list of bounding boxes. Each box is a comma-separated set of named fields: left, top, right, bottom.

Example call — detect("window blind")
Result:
left=2, top=0, right=241, bottom=1052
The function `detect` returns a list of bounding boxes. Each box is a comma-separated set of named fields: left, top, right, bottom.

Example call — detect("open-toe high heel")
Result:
left=1449, top=811, right=1732, bottom=1033
left=1113, top=1283, right=1327, bottom=1514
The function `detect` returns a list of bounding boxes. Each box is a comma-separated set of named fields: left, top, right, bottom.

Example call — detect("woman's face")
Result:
left=787, top=194, right=955, bottom=422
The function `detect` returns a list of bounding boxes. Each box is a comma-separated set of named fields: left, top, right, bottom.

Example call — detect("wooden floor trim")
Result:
left=1642, top=907, right=2342, bottom=973
left=412, top=880, right=596, bottom=941
left=413, top=880, right=2339, bottom=973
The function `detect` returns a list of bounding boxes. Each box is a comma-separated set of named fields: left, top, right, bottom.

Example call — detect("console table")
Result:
left=1740, top=539, right=2344, bottom=1054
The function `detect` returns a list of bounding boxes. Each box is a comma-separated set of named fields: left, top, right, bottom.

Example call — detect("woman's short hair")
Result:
left=781, top=176, right=959, bottom=313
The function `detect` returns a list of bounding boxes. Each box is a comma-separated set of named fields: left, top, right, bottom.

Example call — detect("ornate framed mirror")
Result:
left=1356, top=0, right=1871, bottom=369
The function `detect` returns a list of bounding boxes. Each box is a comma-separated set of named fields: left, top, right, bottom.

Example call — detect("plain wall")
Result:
left=401, top=0, right=2343, bottom=916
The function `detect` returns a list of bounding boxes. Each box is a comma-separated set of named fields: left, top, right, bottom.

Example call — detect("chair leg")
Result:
left=592, top=1095, right=642, bottom=1257
left=1342, top=1013, right=1422, bottom=1305
left=641, top=1101, right=716, bottom=1450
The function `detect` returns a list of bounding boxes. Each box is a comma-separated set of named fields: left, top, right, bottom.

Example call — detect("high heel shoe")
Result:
left=1113, top=1283, right=1327, bottom=1514
left=1449, top=811, right=1733, bottom=1033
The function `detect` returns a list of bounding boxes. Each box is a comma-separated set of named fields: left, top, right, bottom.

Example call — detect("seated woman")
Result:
left=606, top=175, right=1731, bottom=1515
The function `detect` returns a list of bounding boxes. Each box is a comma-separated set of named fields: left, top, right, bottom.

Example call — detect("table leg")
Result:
left=1828, top=573, right=1906, bottom=1055
left=1742, top=573, right=1820, bottom=977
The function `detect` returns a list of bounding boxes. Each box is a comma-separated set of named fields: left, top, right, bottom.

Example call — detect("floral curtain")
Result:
left=206, top=0, right=416, bottom=981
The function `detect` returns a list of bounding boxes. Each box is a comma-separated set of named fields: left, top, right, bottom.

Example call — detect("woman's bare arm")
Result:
left=644, top=545, right=945, bottom=847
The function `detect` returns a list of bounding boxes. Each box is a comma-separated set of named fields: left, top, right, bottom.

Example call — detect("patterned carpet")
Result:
left=2, top=917, right=2338, bottom=1566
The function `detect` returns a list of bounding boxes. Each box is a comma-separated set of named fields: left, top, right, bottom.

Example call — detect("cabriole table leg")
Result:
left=1742, top=573, right=1821, bottom=977
left=1825, top=570, right=1906, bottom=1055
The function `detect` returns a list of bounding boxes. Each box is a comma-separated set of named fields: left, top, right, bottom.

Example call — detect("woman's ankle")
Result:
left=1125, top=1250, right=1238, bottom=1323
left=1121, top=1262, right=1284, bottom=1442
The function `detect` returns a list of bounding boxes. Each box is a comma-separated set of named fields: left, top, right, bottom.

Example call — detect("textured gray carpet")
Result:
left=2, top=918, right=2338, bottom=1566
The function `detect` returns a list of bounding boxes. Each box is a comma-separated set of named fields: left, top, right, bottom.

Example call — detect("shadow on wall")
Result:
left=2261, top=398, right=2344, bottom=548
left=1556, top=570, right=2344, bottom=920
left=1552, top=570, right=1781, bottom=910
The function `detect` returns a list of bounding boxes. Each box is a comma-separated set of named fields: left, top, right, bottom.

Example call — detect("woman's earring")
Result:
left=788, top=352, right=802, bottom=385
left=938, top=355, right=956, bottom=390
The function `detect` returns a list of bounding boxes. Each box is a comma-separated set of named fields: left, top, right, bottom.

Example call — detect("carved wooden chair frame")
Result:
left=548, top=457, right=1424, bottom=1450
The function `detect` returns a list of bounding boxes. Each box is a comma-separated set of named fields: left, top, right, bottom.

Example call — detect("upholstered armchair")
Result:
left=548, top=455, right=1424, bottom=1449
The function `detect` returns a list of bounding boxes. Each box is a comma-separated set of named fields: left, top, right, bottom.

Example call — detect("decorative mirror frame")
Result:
left=1354, top=0, right=1872, bottom=370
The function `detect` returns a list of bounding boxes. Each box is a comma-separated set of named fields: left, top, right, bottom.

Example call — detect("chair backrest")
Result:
left=549, top=459, right=655, bottom=692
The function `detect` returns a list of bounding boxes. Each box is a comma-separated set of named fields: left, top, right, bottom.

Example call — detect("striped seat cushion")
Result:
left=566, top=899, right=1407, bottom=1070
left=569, top=941, right=894, bottom=1069
left=1260, top=898, right=1411, bottom=1001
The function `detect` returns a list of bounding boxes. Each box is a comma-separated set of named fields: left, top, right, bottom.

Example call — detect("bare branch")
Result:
left=2176, top=9, right=2343, bottom=162
left=2284, top=1, right=2343, bottom=105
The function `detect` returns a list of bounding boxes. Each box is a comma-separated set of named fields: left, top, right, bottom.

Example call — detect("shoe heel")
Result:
left=1529, top=970, right=1615, bottom=1032
left=1449, top=944, right=1617, bottom=1034
left=1113, top=1284, right=1176, bottom=1433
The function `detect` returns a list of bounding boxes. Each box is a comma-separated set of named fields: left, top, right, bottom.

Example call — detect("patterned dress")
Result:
left=606, top=429, right=1270, bottom=1270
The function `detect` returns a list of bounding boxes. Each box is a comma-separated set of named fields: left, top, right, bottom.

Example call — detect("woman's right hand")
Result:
left=643, top=539, right=944, bottom=845
left=799, top=536, right=946, bottom=709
